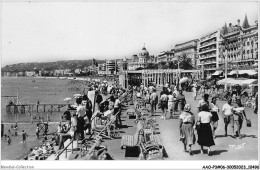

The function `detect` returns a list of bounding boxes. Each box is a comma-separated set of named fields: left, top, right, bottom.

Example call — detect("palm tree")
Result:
left=179, top=53, right=193, bottom=70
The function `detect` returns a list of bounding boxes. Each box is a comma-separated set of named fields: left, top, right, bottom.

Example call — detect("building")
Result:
left=174, top=39, right=199, bottom=69
left=218, top=15, right=258, bottom=77
left=157, top=50, right=174, bottom=63
left=25, top=71, right=36, bottom=77
left=97, top=60, right=118, bottom=75
left=127, top=45, right=157, bottom=71
left=197, top=30, right=221, bottom=78
left=119, top=69, right=200, bottom=88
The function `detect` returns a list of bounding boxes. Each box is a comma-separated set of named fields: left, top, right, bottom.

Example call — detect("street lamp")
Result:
left=201, top=61, right=205, bottom=79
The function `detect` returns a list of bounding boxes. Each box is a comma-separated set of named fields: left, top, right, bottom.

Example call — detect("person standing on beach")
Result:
left=36, top=125, right=40, bottom=139
left=7, top=136, right=11, bottom=145
left=21, top=130, right=28, bottom=143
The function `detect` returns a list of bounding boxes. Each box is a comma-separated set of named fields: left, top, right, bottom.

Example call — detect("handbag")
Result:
left=246, top=119, right=251, bottom=127
left=196, top=121, right=201, bottom=130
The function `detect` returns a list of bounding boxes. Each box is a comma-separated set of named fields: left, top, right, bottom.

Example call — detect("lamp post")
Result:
left=201, top=61, right=205, bottom=79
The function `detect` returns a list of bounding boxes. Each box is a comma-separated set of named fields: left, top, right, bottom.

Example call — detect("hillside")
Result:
left=1, top=59, right=105, bottom=72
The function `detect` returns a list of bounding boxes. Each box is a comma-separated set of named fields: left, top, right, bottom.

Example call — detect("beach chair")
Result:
left=90, top=111, right=119, bottom=139
left=120, top=120, right=145, bottom=157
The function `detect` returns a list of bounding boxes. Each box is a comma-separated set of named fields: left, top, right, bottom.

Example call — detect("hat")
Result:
left=184, top=104, right=191, bottom=112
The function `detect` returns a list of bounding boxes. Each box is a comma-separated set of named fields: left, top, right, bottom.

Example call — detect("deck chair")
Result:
left=90, top=111, right=119, bottom=139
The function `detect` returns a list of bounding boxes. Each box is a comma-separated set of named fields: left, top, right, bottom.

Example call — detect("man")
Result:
left=83, top=95, right=93, bottom=122
left=21, top=130, right=28, bottom=143
left=76, top=98, right=86, bottom=140
left=150, top=89, right=158, bottom=116
left=254, top=92, right=258, bottom=114
left=221, top=98, right=235, bottom=137
left=197, top=93, right=210, bottom=113
left=95, top=90, right=103, bottom=111
left=114, top=95, right=122, bottom=128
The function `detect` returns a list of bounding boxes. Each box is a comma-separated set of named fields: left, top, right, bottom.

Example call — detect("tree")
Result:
left=179, top=53, right=193, bottom=70
left=168, top=61, right=178, bottom=69
left=158, top=61, right=168, bottom=69
left=145, top=63, right=158, bottom=69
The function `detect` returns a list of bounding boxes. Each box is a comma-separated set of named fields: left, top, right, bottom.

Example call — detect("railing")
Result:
left=55, top=139, right=75, bottom=160
left=6, top=104, right=67, bottom=114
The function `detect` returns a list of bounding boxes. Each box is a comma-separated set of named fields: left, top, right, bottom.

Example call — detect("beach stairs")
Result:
left=47, top=139, right=80, bottom=160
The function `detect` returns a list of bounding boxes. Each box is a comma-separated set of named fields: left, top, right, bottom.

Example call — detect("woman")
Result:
left=179, top=104, right=195, bottom=155
left=168, top=91, right=174, bottom=118
left=233, top=98, right=248, bottom=139
left=197, top=104, right=215, bottom=156
left=159, top=91, right=168, bottom=120
left=209, top=97, right=219, bottom=139
left=192, top=83, right=197, bottom=100
left=177, top=90, right=186, bottom=115
left=58, top=111, right=75, bottom=150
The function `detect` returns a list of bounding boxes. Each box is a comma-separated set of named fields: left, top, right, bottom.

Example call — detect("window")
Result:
left=251, top=49, right=253, bottom=53
left=247, top=42, right=250, bottom=46
left=247, top=50, right=249, bottom=54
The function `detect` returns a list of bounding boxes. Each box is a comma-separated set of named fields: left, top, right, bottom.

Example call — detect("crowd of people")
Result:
left=131, top=82, right=253, bottom=156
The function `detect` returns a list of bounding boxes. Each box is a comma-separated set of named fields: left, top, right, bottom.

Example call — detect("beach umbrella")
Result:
left=179, top=77, right=189, bottom=84
left=64, top=97, right=72, bottom=102
left=74, top=94, right=82, bottom=98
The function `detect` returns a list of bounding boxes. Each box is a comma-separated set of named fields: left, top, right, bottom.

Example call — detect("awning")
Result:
left=217, top=78, right=258, bottom=85
left=228, top=71, right=237, bottom=75
left=212, top=71, right=223, bottom=76
left=239, top=70, right=257, bottom=75
left=228, top=70, right=257, bottom=76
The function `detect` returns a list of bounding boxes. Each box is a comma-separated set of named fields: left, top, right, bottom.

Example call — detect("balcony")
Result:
left=200, top=35, right=217, bottom=43
left=200, top=41, right=217, bottom=49
left=198, top=48, right=217, bottom=55
left=199, top=55, right=216, bottom=60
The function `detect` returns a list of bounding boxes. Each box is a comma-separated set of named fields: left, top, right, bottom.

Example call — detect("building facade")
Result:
left=157, top=50, right=174, bottom=63
left=119, top=69, right=200, bottom=88
left=127, top=46, right=157, bottom=71
left=197, top=30, right=221, bottom=77
left=219, top=15, right=258, bottom=76
left=174, top=39, right=199, bottom=68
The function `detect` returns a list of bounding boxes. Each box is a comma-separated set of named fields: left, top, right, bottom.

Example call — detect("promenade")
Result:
left=1, top=89, right=258, bottom=160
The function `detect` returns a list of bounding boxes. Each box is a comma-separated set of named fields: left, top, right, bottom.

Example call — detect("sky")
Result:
left=1, top=1, right=258, bottom=67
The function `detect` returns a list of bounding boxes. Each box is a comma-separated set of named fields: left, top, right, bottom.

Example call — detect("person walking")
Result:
left=177, top=90, right=186, bottom=115
left=233, top=98, right=248, bottom=139
left=221, top=98, right=235, bottom=138
left=254, top=92, right=258, bottom=114
left=168, top=91, right=174, bottom=119
left=192, top=82, right=198, bottom=100
left=179, top=104, right=195, bottom=155
left=197, top=93, right=210, bottom=113
left=209, top=97, right=219, bottom=139
left=150, top=89, right=158, bottom=117
left=159, top=91, right=168, bottom=120
left=197, top=104, right=215, bottom=156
